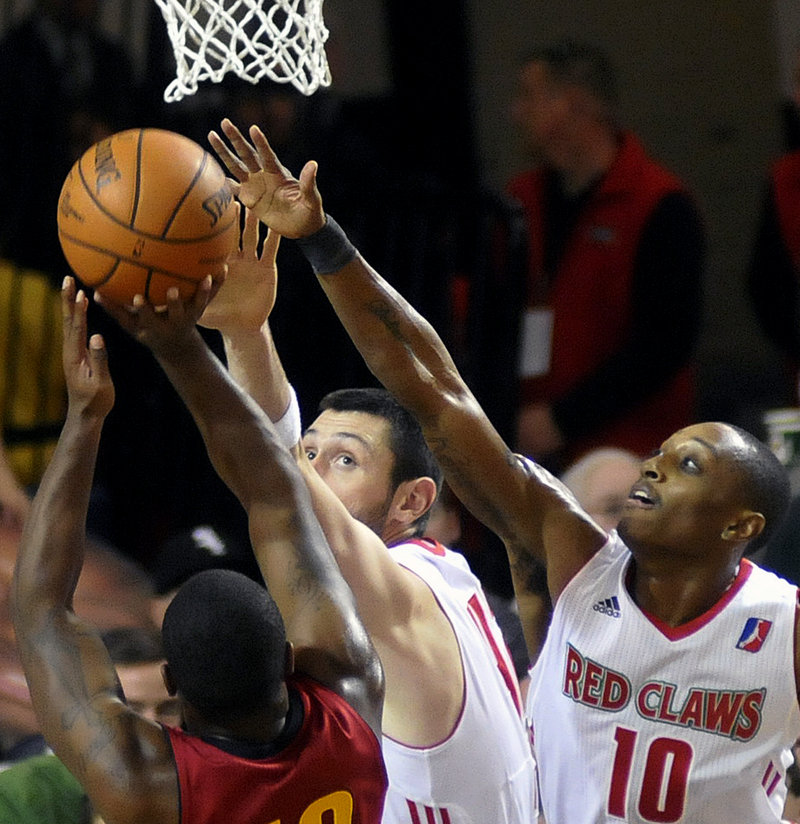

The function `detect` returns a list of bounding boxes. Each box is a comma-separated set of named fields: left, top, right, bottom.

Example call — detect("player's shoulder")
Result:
left=741, top=557, right=799, bottom=602
left=391, top=537, right=467, bottom=577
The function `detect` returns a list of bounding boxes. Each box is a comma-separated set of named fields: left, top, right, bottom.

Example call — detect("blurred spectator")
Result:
left=559, top=446, right=641, bottom=532
left=0, top=626, right=175, bottom=823
left=0, top=441, right=30, bottom=531
left=0, top=754, right=88, bottom=821
left=0, top=524, right=155, bottom=767
left=507, top=39, right=705, bottom=472
left=744, top=59, right=800, bottom=587
left=747, top=137, right=800, bottom=409
left=782, top=50, right=800, bottom=152
left=96, top=626, right=179, bottom=728
left=148, top=524, right=261, bottom=627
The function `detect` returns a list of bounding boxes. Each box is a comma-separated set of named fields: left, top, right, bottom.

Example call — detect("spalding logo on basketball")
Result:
left=57, top=128, right=238, bottom=305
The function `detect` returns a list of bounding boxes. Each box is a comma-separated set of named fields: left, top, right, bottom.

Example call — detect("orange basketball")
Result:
left=57, top=128, right=238, bottom=305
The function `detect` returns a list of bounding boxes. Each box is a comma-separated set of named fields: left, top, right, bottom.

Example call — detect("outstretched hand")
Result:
left=94, top=276, right=218, bottom=359
left=208, top=119, right=325, bottom=239
left=199, top=204, right=281, bottom=335
left=61, top=277, right=114, bottom=420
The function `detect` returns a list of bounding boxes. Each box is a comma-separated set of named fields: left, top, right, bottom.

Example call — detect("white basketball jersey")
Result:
left=381, top=538, right=538, bottom=824
left=528, top=532, right=800, bottom=824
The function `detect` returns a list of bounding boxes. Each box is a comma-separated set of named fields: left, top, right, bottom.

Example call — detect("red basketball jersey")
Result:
left=167, top=674, right=387, bottom=824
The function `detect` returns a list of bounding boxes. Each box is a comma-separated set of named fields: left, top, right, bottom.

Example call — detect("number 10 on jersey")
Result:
left=608, top=727, right=693, bottom=822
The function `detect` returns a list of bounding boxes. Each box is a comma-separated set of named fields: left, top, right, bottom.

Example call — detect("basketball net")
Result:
left=153, top=0, right=332, bottom=102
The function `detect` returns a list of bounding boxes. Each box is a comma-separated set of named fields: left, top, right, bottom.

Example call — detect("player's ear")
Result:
left=721, top=511, right=765, bottom=543
left=392, top=477, right=438, bottom=525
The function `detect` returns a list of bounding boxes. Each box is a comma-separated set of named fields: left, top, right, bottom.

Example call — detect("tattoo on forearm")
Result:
left=25, top=619, right=126, bottom=778
left=284, top=512, right=324, bottom=607
left=428, top=440, right=515, bottom=534
left=285, top=560, right=318, bottom=602
left=368, top=300, right=409, bottom=345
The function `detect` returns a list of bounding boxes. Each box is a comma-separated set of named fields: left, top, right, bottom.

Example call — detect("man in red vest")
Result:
left=748, top=146, right=800, bottom=402
left=507, top=40, right=706, bottom=471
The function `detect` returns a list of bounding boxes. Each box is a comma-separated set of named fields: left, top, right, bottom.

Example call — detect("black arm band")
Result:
left=296, top=215, right=358, bottom=275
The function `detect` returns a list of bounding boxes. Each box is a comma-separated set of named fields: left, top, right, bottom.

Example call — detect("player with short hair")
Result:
left=318, top=387, right=443, bottom=527
left=12, top=276, right=386, bottom=824
left=209, top=118, right=800, bottom=824
left=196, top=194, right=537, bottom=822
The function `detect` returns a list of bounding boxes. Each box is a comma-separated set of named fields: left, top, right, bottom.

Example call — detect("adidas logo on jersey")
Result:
left=593, top=596, right=621, bottom=618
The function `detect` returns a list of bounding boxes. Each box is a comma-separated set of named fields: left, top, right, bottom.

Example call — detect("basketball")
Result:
left=56, top=128, right=238, bottom=305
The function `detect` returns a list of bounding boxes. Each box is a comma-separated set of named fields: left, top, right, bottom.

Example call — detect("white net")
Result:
left=153, top=0, right=331, bottom=102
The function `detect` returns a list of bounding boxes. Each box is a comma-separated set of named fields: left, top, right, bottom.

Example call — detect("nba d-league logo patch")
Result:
left=736, top=617, right=773, bottom=652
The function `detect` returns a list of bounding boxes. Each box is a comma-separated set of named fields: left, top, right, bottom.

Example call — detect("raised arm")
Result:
left=199, top=204, right=295, bottom=426
left=97, top=280, right=383, bottom=733
left=11, top=279, right=177, bottom=824
left=208, top=120, right=605, bottom=619
left=199, top=202, right=460, bottom=668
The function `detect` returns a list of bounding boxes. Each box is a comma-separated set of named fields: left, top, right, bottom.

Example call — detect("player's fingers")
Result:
left=60, top=277, right=77, bottom=341
left=74, top=289, right=88, bottom=337
left=219, top=118, right=262, bottom=173
left=60, top=275, right=76, bottom=322
left=61, top=278, right=86, bottom=360
left=249, top=125, right=286, bottom=175
left=187, top=276, right=215, bottom=318
left=262, top=226, right=281, bottom=264
left=132, top=293, right=162, bottom=327
left=298, top=160, right=319, bottom=199
left=162, top=287, right=186, bottom=323
left=87, top=333, right=110, bottom=378
left=93, top=291, right=116, bottom=318
left=60, top=276, right=82, bottom=331
left=97, top=292, right=142, bottom=336
left=208, top=130, right=249, bottom=181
